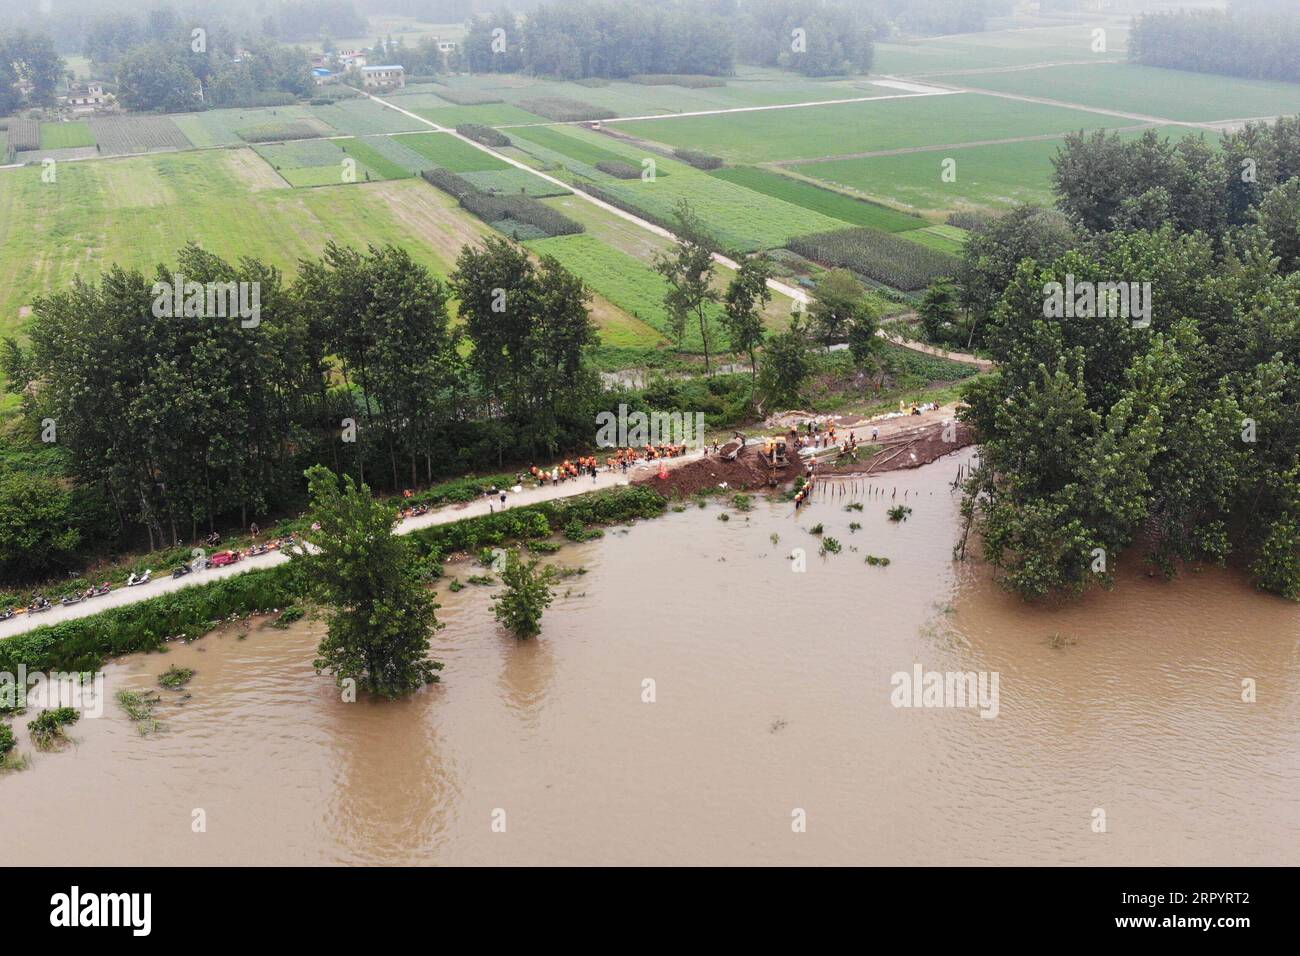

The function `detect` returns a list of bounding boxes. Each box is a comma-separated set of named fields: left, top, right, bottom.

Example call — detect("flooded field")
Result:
left=4, top=449, right=1298, bottom=865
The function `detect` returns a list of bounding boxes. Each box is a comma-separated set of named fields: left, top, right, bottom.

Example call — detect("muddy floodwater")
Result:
left=4, top=449, right=1298, bottom=865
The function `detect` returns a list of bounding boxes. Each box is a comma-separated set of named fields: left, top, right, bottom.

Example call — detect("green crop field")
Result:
left=253, top=139, right=388, bottom=187
left=511, top=124, right=645, bottom=169
left=0, top=148, right=660, bottom=376
left=612, top=93, right=1130, bottom=164
left=411, top=103, right=547, bottom=128
left=335, top=138, right=413, bottom=180
left=931, top=63, right=1300, bottom=123
left=527, top=233, right=720, bottom=352
left=873, top=23, right=1129, bottom=75
left=900, top=224, right=968, bottom=257
left=592, top=162, right=850, bottom=251
left=0, top=149, right=496, bottom=339
left=305, top=98, right=427, bottom=135
left=40, top=121, right=95, bottom=149
left=172, top=106, right=328, bottom=148
left=799, top=124, right=1196, bottom=213
left=396, top=131, right=511, bottom=171
left=709, top=166, right=926, bottom=232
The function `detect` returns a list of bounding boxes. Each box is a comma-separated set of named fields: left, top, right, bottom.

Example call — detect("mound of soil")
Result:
left=633, top=444, right=799, bottom=497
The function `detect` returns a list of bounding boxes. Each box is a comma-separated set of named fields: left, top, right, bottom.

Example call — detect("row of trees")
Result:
left=5, top=238, right=600, bottom=556
left=953, top=116, right=1300, bottom=601
left=0, top=30, right=62, bottom=113
left=1130, top=8, right=1300, bottom=84
left=462, top=1, right=736, bottom=79
left=104, top=25, right=314, bottom=111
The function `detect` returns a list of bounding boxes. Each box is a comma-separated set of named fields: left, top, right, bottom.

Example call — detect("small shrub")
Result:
left=887, top=506, right=912, bottom=522
left=731, top=494, right=753, bottom=512
left=27, top=707, right=79, bottom=749
left=595, top=159, right=643, bottom=180
left=820, top=536, right=842, bottom=555
left=865, top=554, right=892, bottom=566
left=116, top=689, right=163, bottom=736
left=809, top=523, right=824, bottom=535
left=158, top=665, right=194, bottom=689
left=672, top=148, right=724, bottom=170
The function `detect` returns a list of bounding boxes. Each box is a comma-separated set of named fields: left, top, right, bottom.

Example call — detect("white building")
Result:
left=361, top=65, right=405, bottom=89
left=63, top=83, right=111, bottom=110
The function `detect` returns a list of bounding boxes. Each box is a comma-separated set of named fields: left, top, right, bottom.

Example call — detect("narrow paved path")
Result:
left=0, top=454, right=702, bottom=641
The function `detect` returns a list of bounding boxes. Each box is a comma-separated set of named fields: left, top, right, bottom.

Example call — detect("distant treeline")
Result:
left=463, top=0, right=894, bottom=79
left=1130, top=8, right=1300, bottom=84
left=0, top=30, right=62, bottom=112
left=82, top=9, right=319, bottom=111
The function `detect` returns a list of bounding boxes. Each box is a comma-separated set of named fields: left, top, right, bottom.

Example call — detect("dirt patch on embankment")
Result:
left=636, top=419, right=976, bottom=496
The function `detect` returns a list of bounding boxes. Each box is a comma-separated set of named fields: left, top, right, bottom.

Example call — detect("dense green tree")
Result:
left=722, top=255, right=773, bottom=396
left=759, top=314, right=812, bottom=408
left=0, top=472, right=80, bottom=582
left=116, top=44, right=203, bottom=111
left=492, top=548, right=556, bottom=639
left=655, top=201, right=721, bottom=374
left=292, top=465, right=442, bottom=698
left=808, top=268, right=868, bottom=344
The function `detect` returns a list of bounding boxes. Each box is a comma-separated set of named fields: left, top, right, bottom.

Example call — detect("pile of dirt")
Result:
left=633, top=444, right=799, bottom=496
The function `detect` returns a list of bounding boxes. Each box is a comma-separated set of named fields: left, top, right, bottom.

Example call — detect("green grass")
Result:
left=461, top=167, right=570, bottom=197
left=929, top=63, right=1300, bottom=124
left=709, top=166, right=926, bottom=232
left=40, top=121, right=95, bottom=149
left=396, top=131, right=510, bottom=171
left=613, top=93, right=1131, bottom=164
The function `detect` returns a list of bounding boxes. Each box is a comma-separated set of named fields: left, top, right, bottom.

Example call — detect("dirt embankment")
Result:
left=636, top=416, right=976, bottom=497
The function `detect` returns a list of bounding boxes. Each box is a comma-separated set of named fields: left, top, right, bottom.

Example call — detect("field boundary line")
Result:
left=490, top=89, right=962, bottom=129
left=773, top=123, right=1160, bottom=165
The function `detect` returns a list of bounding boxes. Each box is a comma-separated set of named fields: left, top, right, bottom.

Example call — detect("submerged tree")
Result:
left=292, top=465, right=442, bottom=698
left=492, top=548, right=556, bottom=639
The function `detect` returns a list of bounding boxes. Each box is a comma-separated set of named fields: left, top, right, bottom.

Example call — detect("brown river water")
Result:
left=4, top=448, right=1298, bottom=865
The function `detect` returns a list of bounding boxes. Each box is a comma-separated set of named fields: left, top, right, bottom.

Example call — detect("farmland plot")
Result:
left=613, top=93, right=1129, bottom=164
left=928, top=63, right=1300, bottom=123
left=788, top=227, right=959, bottom=292
left=396, top=132, right=511, bottom=172
left=709, top=166, right=926, bottom=232
left=87, top=115, right=192, bottom=155
left=253, top=139, right=381, bottom=187
left=40, top=121, right=95, bottom=149
left=306, top=98, right=427, bottom=136
left=527, top=234, right=720, bottom=352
